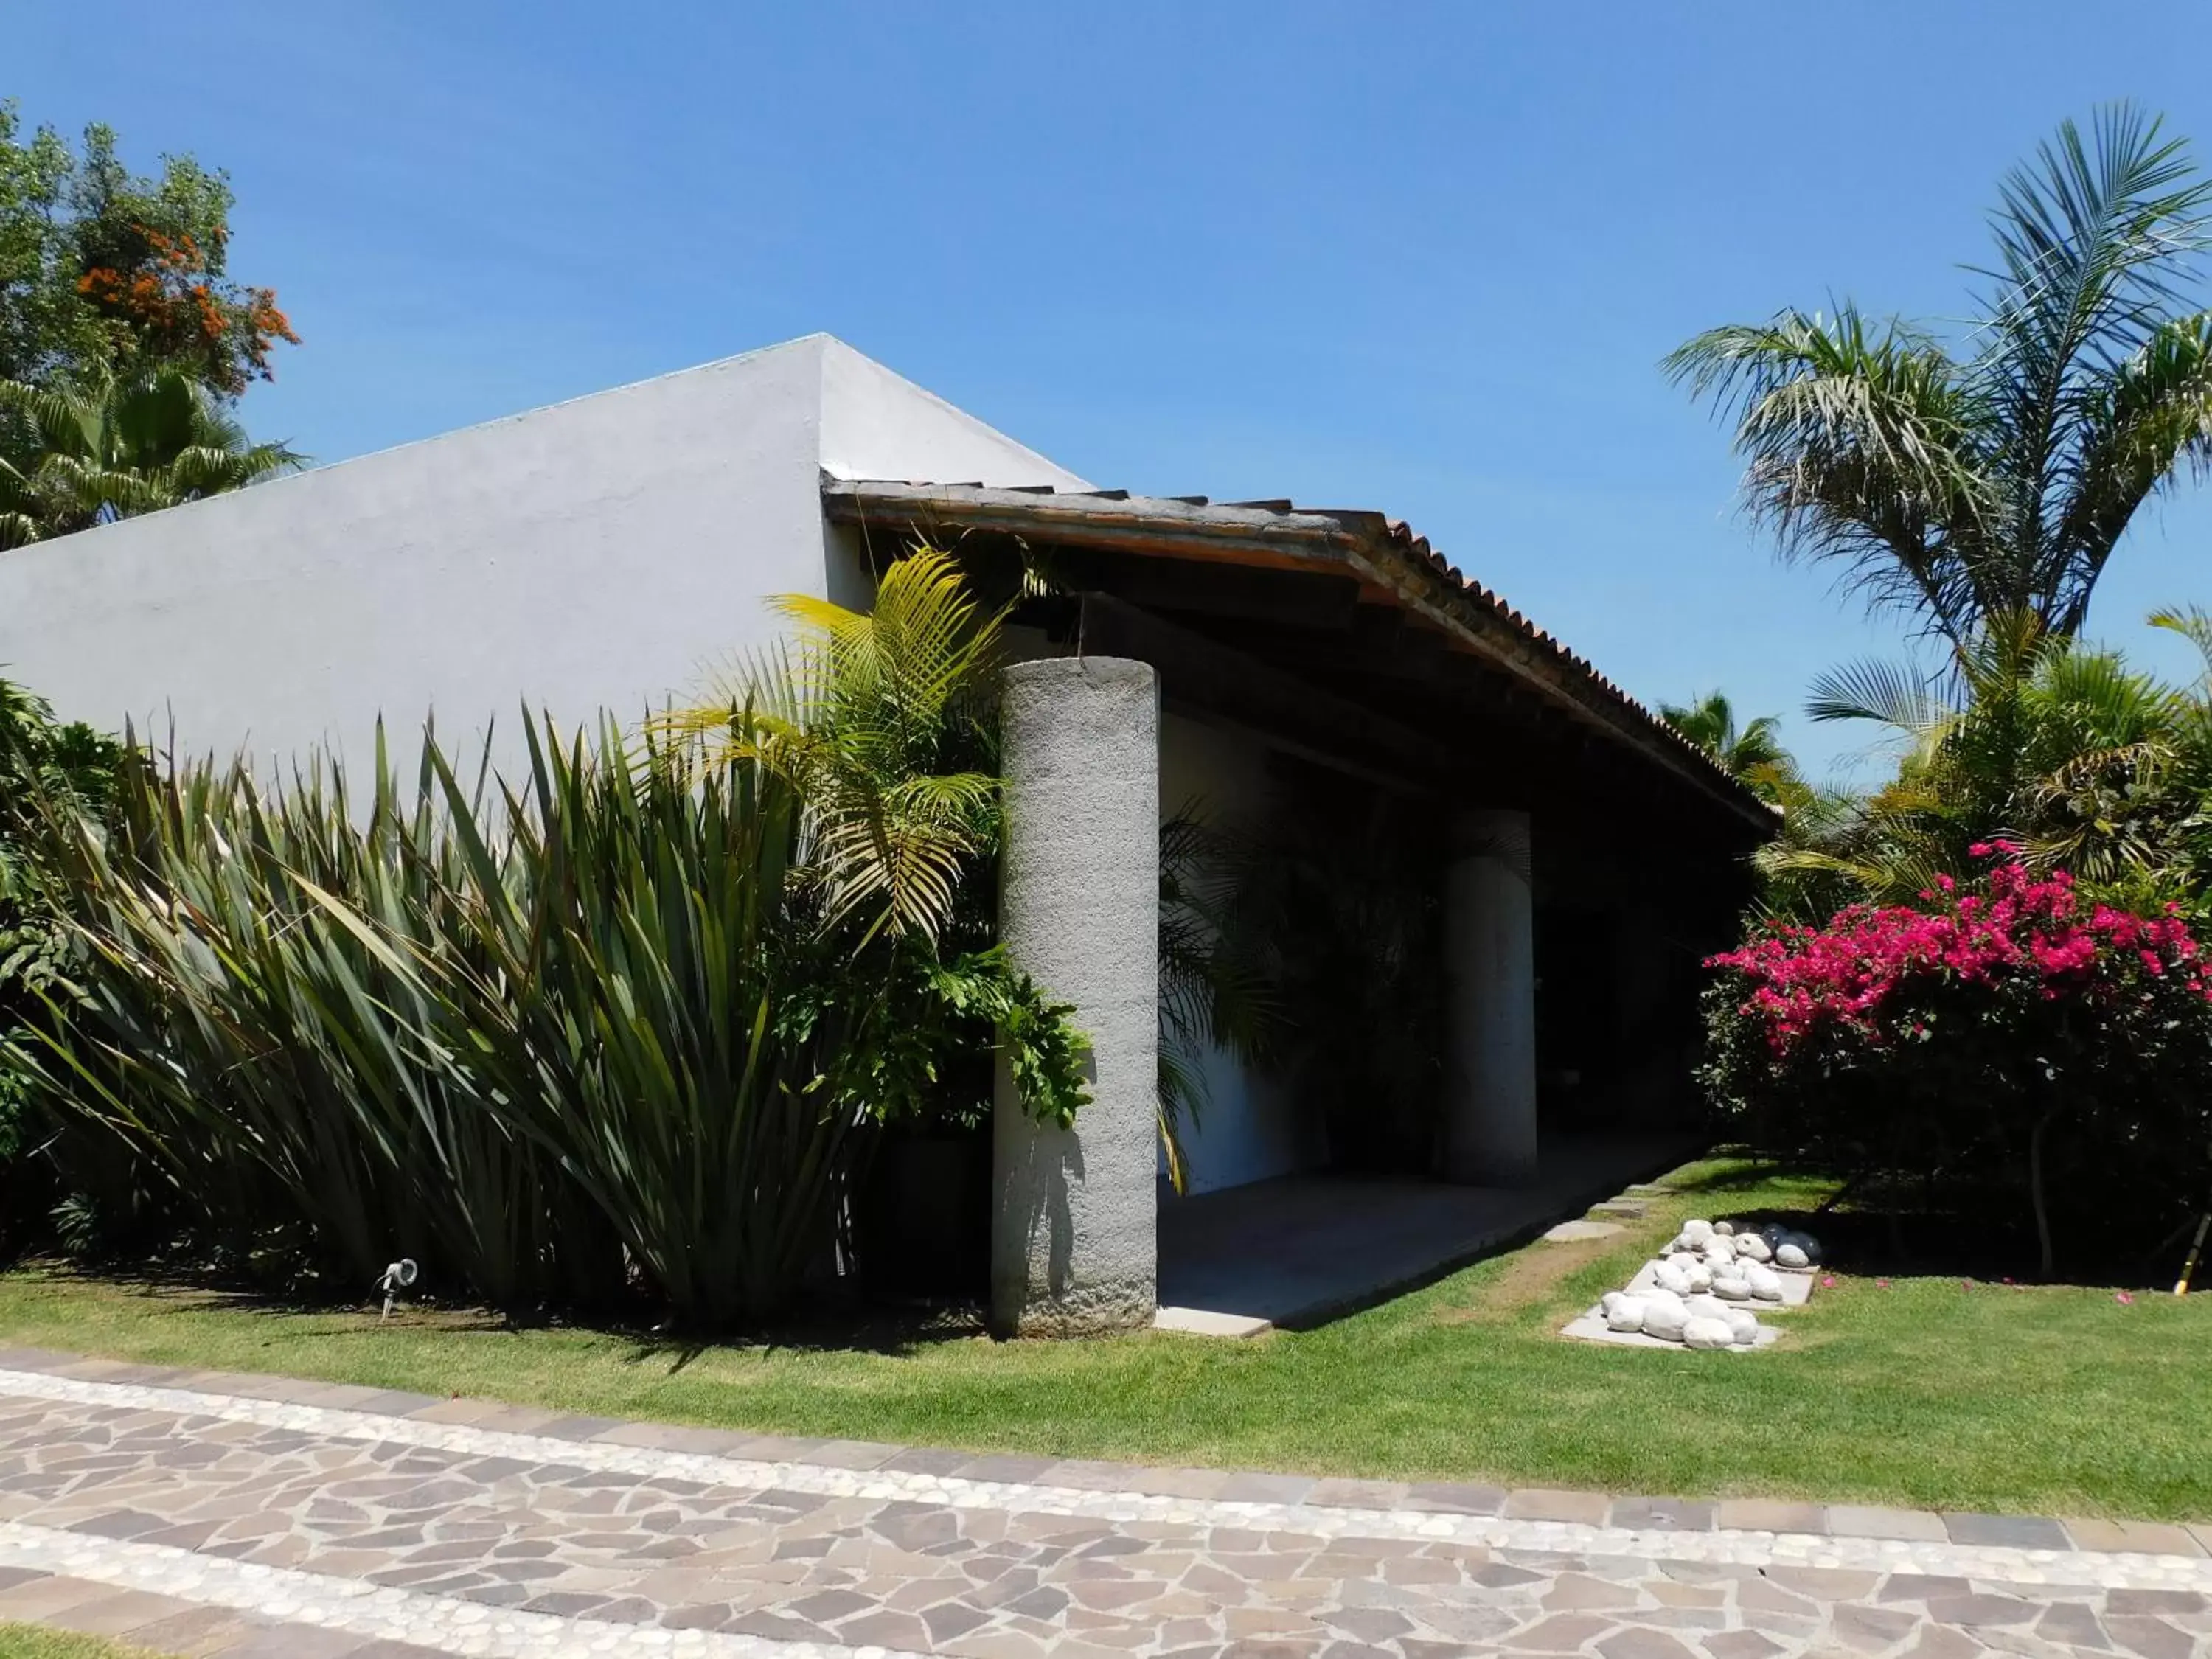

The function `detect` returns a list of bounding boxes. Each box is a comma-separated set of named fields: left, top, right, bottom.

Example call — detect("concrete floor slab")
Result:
left=1156, top=1129, right=1701, bottom=1327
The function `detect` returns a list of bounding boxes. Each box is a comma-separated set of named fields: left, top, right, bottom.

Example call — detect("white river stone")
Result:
left=1682, top=1315, right=1735, bottom=1350
left=1640, top=1298, right=1689, bottom=1341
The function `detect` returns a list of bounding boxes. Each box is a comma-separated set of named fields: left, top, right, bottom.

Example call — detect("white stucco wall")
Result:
left=1158, top=711, right=1313, bottom=1194
left=0, top=333, right=1086, bottom=776
left=816, top=340, right=1090, bottom=491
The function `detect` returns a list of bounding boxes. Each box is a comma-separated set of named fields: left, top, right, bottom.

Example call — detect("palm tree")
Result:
left=654, top=545, right=1005, bottom=943
left=0, top=366, right=304, bottom=549
left=1761, top=611, right=2212, bottom=916
left=1668, top=105, right=2212, bottom=647
left=1660, top=691, right=1793, bottom=788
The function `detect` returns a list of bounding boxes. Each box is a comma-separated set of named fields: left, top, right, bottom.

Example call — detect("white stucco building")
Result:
left=0, top=334, right=1773, bottom=1335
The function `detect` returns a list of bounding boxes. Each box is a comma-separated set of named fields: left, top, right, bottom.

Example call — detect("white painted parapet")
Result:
left=991, top=658, right=1160, bottom=1336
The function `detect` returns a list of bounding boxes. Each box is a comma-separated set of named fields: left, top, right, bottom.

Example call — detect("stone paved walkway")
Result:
left=0, top=1349, right=2205, bottom=1658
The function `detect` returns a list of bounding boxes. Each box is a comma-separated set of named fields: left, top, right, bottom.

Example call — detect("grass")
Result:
left=1, top=1158, right=2205, bottom=1522
left=0, top=1627, right=151, bottom=1659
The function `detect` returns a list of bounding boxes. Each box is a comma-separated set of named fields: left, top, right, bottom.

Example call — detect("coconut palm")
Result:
left=1669, top=105, right=2212, bottom=647
left=0, top=366, right=303, bottom=549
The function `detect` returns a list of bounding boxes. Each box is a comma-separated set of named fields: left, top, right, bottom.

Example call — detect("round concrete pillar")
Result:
left=1440, top=808, right=1539, bottom=1186
left=991, top=657, right=1159, bottom=1336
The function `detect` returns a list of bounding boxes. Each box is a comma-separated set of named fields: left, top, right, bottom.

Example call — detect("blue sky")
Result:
left=15, top=1, right=2212, bottom=779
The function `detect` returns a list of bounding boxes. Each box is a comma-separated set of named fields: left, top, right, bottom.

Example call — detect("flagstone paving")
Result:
left=0, top=1349, right=2205, bottom=1658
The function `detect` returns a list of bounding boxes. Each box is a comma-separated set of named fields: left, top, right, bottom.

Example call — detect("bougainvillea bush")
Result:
left=1700, top=846, right=2212, bottom=1270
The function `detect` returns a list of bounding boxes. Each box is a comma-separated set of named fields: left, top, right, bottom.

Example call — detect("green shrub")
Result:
left=1702, top=849, right=2212, bottom=1271
left=0, top=678, right=123, bottom=1260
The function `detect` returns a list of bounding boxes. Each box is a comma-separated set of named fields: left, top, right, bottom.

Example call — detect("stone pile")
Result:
left=1599, top=1219, right=1821, bottom=1351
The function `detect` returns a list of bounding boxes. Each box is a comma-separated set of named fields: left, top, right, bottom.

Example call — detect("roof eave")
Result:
left=821, top=478, right=1776, bottom=832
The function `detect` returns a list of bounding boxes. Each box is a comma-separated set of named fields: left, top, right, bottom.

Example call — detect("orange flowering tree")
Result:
left=1, top=103, right=299, bottom=394
left=74, top=225, right=298, bottom=397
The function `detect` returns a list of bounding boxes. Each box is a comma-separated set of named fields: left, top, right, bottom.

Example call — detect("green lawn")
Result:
left=1, top=1158, right=2205, bottom=1521
left=0, top=1627, right=149, bottom=1659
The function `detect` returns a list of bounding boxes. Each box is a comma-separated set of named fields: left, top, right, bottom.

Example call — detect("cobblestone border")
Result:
left=1, top=1360, right=2206, bottom=1594
left=0, top=1518, right=905, bottom=1659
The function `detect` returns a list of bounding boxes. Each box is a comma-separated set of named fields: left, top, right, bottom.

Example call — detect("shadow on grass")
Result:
left=617, top=1299, right=992, bottom=1372
left=3, top=1254, right=994, bottom=1367
left=1698, top=1194, right=2181, bottom=1290
left=1590, top=1155, right=2176, bottom=1288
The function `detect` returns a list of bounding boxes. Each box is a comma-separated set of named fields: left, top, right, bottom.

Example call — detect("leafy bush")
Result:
left=1702, top=846, right=2212, bottom=1271
left=0, top=680, right=122, bottom=1260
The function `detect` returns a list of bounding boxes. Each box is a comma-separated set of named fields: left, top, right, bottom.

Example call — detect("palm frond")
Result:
left=2048, top=312, right=2212, bottom=625
left=2150, top=604, right=2212, bottom=685
left=1672, top=105, right=2211, bottom=645
left=1668, top=307, right=1994, bottom=636
left=655, top=544, right=1006, bottom=942
left=0, top=367, right=303, bottom=543
left=1804, top=657, right=1950, bottom=731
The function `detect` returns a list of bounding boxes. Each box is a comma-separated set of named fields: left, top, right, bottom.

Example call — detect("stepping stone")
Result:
left=1152, top=1306, right=1272, bottom=1339
left=1588, top=1200, right=1650, bottom=1220
left=1543, top=1220, right=1624, bottom=1242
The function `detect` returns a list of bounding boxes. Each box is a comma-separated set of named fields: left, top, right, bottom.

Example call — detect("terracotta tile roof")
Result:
left=821, top=478, right=1775, bottom=829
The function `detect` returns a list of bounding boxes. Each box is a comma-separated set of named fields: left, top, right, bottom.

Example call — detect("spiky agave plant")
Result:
left=18, top=728, right=593, bottom=1298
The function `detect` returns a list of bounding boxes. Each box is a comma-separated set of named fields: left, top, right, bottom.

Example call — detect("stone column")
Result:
left=1440, top=808, right=1540, bottom=1186
left=991, top=657, right=1159, bottom=1336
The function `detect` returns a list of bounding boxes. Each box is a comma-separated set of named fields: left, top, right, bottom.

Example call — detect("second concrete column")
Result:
left=1440, top=807, right=1540, bottom=1186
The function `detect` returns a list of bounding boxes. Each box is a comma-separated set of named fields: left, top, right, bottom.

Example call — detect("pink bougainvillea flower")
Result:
left=1961, top=1278, right=1975, bottom=1289
left=1820, top=1275, right=1836, bottom=1288
left=1704, top=856, right=2212, bottom=1065
left=2115, top=1292, right=2135, bottom=1305
left=1876, top=1278, right=1891, bottom=1289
